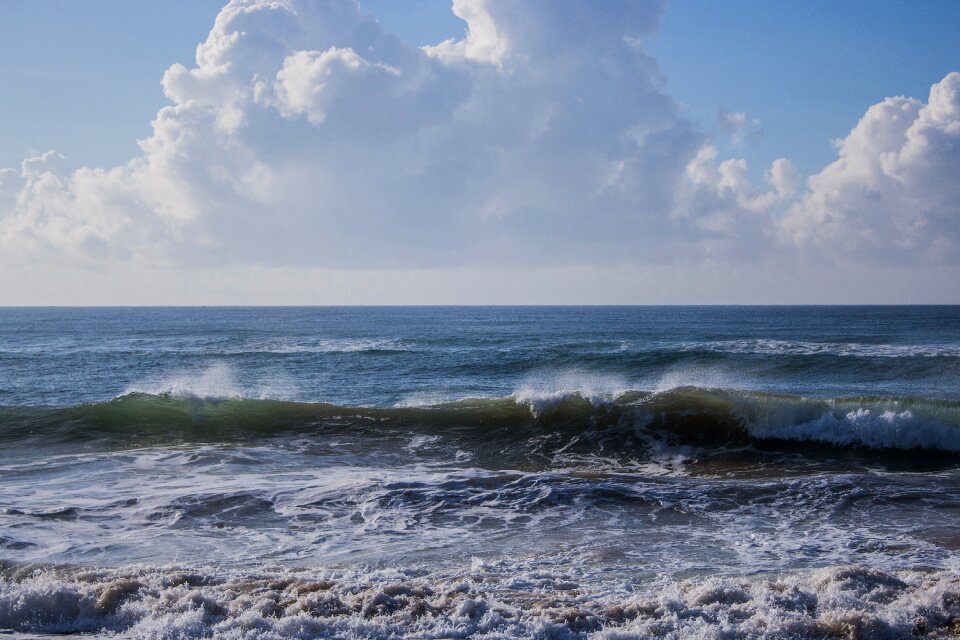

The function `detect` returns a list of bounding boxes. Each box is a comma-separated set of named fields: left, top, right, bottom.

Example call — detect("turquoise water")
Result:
left=1, top=306, right=958, bottom=638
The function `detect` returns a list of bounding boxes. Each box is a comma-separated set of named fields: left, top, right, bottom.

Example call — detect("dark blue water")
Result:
left=1, top=306, right=958, bottom=638
left=1, top=306, right=957, bottom=407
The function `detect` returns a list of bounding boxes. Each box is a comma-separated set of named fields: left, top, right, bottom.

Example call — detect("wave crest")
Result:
left=681, top=339, right=960, bottom=358
left=2, top=387, right=958, bottom=455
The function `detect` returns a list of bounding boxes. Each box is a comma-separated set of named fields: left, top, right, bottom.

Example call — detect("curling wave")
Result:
left=1, top=387, right=958, bottom=454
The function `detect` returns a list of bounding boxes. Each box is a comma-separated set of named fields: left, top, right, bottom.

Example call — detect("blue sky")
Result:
left=649, top=0, right=960, bottom=177
left=0, top=1, right=224, bottom=169
left=0, top=0, right=958, bottom=303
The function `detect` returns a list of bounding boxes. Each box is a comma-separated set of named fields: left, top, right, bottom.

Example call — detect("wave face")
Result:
left=2, top=307, right=960, bottom=638
left=2, top=388, right=958, bottom=456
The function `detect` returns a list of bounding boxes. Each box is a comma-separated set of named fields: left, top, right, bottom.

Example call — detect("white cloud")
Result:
left=671, top=146, right=797, bottom=258
left=718, top=108, right=761, bottom=146
left=0, top=169, right=20, bottom=215
left=0, top=0, right=701, bottom=271
left=767, top=158, right=801, bottom=200
left=423, top=0, right=508, bottom=66
left=781, top=72, right=960, bottom=262
left=677, top=72, right=959, bottom=268
left=270, top=48, right=399, bottom=124
left=0, top=0, right=956, bottom=302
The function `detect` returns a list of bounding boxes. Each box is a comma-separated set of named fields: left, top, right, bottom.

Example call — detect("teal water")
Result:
left=1, top=306, right=958, bottom=638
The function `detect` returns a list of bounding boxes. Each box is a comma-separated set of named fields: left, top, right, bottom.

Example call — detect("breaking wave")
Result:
left=1, top=386, right=958, bottom=455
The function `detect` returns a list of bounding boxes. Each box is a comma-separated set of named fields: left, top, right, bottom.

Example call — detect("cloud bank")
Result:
left=667, top=72, right=960, bottom=273
left=0, top=0, right=957, bottom=302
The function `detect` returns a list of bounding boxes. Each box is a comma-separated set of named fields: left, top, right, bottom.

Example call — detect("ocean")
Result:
left=0, top=306, right=958, bottom=638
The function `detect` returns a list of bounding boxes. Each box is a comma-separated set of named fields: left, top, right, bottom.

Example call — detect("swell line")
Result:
left=1, top=387, right=958, bottom=454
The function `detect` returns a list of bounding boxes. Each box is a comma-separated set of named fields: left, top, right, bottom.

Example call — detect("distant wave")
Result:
left=0, top=338, right=410, bottom=357
left=678, top=339, right=960, bottom=358
left=0, top=561, right=956, bottom=638
left=2, top=386, right=958, bottom=455
left=239, top=338, right=409, bottom=354
left=7, top=337, right=956, bottom=358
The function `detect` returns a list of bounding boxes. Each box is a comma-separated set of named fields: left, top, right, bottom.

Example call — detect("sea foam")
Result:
left=683, top=339, right=960, bottom=358
left=123, top=363, right=298, bottom=401
left=1, top=562, right=957, bottom=639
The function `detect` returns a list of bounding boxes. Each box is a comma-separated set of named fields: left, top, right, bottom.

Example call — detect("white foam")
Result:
left=404, top=434, right=440, bottom=452
left=124, top=363, right=243, bottom=400
left=746, top=405, right=960, bottom=452
left=512, top=370, right=629, bottom=414
left=685, top=339, right=960, bottom=358
left=652, top=365, right=749, bottom=394
left=122, top=363, right=298, bottom=400
left=245, top=338, right=407, bottom=354
left=393, top=392, right=451, bottom=408
left=1, top=563, right=957, bottom=639
left=598, top=565, right=960, bottom=639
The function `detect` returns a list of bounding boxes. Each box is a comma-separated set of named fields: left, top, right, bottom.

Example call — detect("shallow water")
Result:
left=1, top=306, right=958, bottom=638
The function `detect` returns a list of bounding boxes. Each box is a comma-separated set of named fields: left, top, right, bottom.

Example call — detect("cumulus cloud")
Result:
left=0, top=0, right=957, bottom=302
left=0, top=0, right=699, bottom=270
left=423, top=0, right=508, bottom=66
left=670, top=146, right=798, bottom=258
left=681, top=72, right=960, bottom=265
left=718, top=108, right=761, bottom=146
left=781, top=71, right=960, bottom=262
left=270, top=47, right=400, bottom=125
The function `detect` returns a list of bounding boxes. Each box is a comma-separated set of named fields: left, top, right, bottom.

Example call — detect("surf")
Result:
left=2, top=387, right=958, bottom=455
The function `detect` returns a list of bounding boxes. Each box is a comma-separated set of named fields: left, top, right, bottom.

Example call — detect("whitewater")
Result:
left=1, top=306, right=958, bottom=638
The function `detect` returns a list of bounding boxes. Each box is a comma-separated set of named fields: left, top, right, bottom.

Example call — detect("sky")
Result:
left=0, top=0, right=958, bottom=304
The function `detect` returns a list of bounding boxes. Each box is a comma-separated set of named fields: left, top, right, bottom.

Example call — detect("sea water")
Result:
left=0, top=306, right=958, bottom=638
